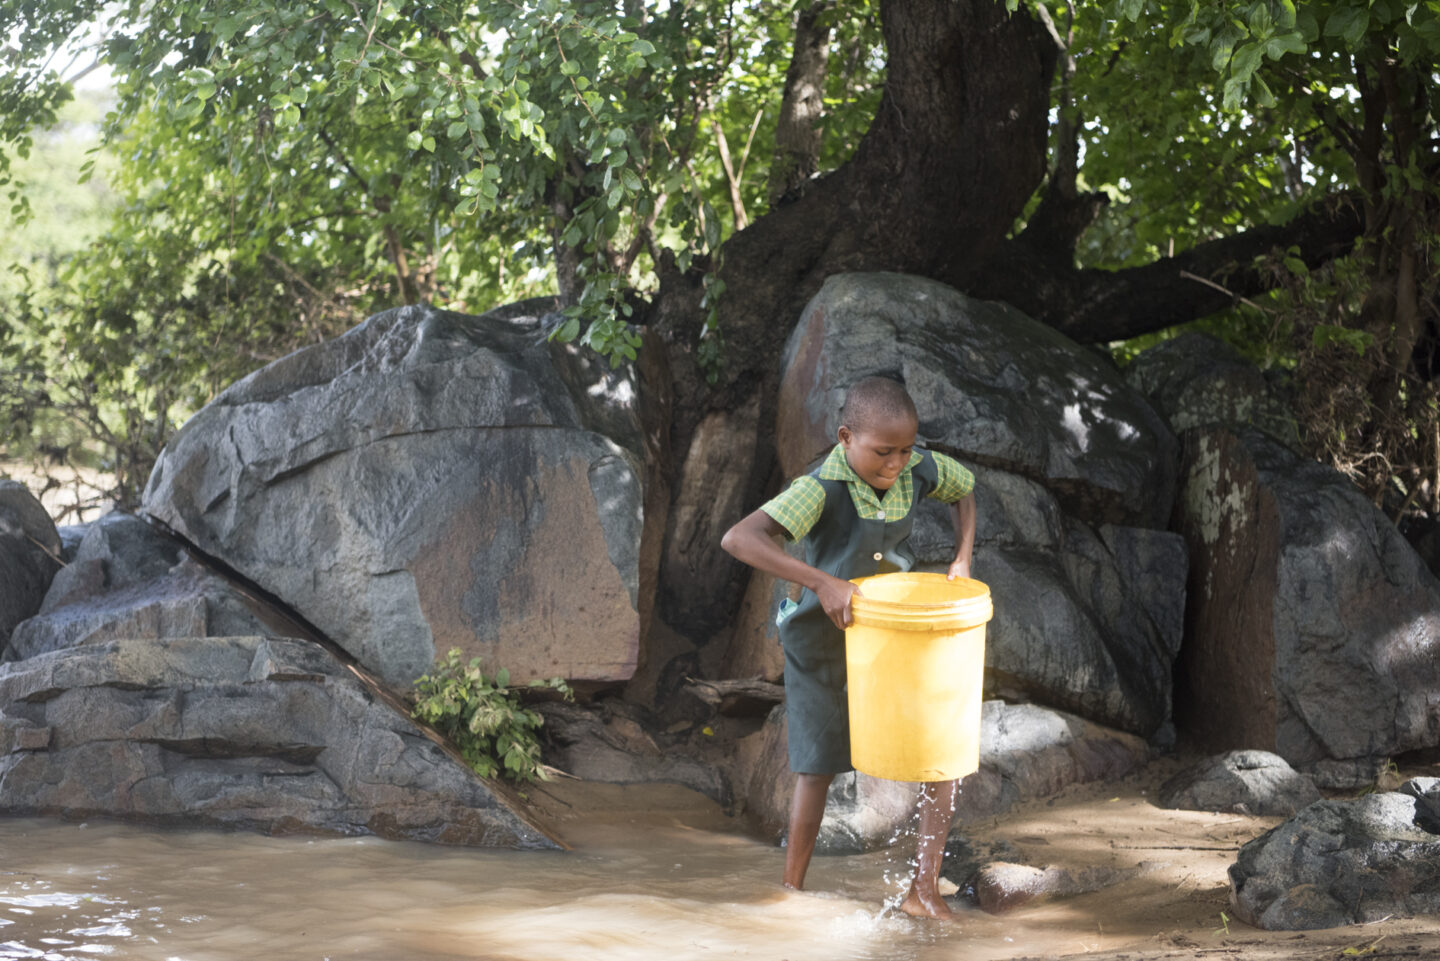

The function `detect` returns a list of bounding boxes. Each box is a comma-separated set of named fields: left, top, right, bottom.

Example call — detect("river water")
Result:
left=0, top=806, right=1058, bottom=961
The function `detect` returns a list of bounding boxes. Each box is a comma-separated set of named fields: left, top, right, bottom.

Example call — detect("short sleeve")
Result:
left=759, top=475, right=826, bottom=541
left=928, top=451, right=975, bottom=503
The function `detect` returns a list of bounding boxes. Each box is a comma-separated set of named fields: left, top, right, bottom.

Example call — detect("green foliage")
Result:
left=5, top=0, right=1439, bottom=520
left=411, top=648, right=571, bottom=783
left=0, top=0, right=889, bottom=497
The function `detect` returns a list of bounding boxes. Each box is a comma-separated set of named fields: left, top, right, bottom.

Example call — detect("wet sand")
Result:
left=2, top=757, right=1438, bottom=960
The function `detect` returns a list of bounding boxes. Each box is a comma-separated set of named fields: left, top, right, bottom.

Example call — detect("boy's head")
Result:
left=837, top=376, right=919, bottom=491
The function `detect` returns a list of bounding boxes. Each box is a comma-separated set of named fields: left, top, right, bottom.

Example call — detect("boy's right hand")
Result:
left=817, top=574, right=861, bottom=630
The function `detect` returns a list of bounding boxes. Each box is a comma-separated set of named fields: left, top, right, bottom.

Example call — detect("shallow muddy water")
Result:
left=7, top=771, right=1437, bottom=961
left=0, top=807, right=1060, bottom=961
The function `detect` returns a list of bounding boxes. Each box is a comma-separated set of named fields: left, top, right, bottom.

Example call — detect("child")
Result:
left=721, top=375, right=976, bottom=920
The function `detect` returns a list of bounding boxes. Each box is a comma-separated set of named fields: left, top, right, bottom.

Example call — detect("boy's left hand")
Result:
left=946, top=558, right=970, bottom=581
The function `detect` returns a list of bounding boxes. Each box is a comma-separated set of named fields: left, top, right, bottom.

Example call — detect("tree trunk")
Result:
left=652, top=0, right=1056, bottom=636
left=646, top=0, right=1371, bottom=651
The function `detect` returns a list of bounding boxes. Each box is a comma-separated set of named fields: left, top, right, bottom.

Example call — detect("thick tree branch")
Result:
left=1017, top=0, right=1108, bottom=266
left=979, top=192, right=1366, bottom=343
left=766, top=0, right=833, bottom=209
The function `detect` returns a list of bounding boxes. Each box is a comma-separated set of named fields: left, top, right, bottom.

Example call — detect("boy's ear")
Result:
left=837, top=424, right=853, bottom=446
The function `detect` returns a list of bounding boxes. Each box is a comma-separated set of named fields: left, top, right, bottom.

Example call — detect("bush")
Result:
left=411, top=648, right=571, bottom=783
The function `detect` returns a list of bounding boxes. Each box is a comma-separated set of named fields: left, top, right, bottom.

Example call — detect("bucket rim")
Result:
left=848, top=571, right=992, bottom=628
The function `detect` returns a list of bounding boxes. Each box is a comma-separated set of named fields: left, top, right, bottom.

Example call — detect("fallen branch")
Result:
left=684, top=676, right=785, bottom=716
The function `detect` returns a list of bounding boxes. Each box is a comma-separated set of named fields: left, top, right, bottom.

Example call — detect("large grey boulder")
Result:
left=778, top=272, right=1177, bottom=528
left=143, top=301, right=659, bottom=689
left=732, top=700, right=1149, bottom=853
left=0, top=636, right=558, bottom=847
left=1174, top=429, right=1440, bottom=781
left=1157, top=750, right=1321, bottom=816
left=1228, top=782, right=1440, bottom=929
left=768, top=275, right=1188, bottom=738
left=1124, top=333, right=1297, bottom=446
left=0, top=481, right=62, bottom=652
left=6, top=512, right=287, bottom=662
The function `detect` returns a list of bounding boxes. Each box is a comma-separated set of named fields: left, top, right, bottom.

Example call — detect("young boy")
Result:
left=721, top=375, right=977, bottom=920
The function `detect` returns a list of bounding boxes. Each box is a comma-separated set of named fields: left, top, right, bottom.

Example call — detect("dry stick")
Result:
left=24, top=533, right=66, bottom=567
left=1179, top=269, right=1269, bottom=314
left=735, top=107, right=764, bottom=183
left=712, top=121, right=748, bottom=229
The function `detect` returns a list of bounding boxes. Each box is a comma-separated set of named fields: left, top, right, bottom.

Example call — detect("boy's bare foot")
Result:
left=899, top=885, right=957, bottom=920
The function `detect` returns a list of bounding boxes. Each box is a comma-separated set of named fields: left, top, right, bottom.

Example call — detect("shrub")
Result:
left=412, top=648, right=571, bottom=783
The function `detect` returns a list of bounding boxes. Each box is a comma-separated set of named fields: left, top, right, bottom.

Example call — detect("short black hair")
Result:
left=841, top=376, right=918, bottom=432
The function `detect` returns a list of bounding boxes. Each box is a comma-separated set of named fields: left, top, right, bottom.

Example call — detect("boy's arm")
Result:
left=946, top=492, right=976, bottom=581
left=721, top=509, right=861, bottom=630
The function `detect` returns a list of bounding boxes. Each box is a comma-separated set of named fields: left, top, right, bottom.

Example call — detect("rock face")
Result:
left=7, top=512, right=290, bottom=662
left=0, top=481, right=62, bottom=652
left=143, top=301, right=656, bottom=689
left=1174, top=429, right=1440, bottom=779
left=768, top=275, right=1187, bottom=737
left=0, top=636, right=558, bottom=848
left=1124, top=333, right=1297, bottom=446
left=1228, top=781, right=1440, bottom=929
left=1157, top=750, right=1320, bottom=816
left=778, top=273, right=1177, bottom=528
left=734, top=700, right=1149, bottom=852
left=536, top=700, right=731, bottom=805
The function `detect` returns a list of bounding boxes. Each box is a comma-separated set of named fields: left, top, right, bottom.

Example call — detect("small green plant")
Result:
left=1213, top=910, right=1230, bottom=937
left=412, top=648, right=571, bottom=783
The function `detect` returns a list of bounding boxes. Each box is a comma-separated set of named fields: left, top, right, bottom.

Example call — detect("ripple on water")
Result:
left=1, top=818, right=1026, bottom=961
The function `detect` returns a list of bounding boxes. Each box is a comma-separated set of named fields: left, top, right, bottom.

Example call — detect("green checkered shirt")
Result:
left=760, top=445, right=974, bottom=541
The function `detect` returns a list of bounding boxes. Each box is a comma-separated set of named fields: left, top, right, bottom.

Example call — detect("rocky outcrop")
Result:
left=1174, top=429, right=1440, bottom=782
left=6, top=512, right=292, bottom=662
left=778, top=273, right=1177, bottom=528
left=1228, top=780, right=1440, bottom=929
left=1157, top=750, right=1320, bottom=816
left=0, top=481, right=62, bottom=652
left=0, top=635, right=558, bottom=848
left=1124, top=332, right=1297, bottom=446
left=733, top=700, right=1150, bottom=852
left=765, top=274, right=1187, bottom=738
left=143, top=301, right=661, bottom=690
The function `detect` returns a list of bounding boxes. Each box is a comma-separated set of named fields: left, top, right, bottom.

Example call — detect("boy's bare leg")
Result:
left=783, top=773, right=834, bottom=890
left=900, top=778, right=959, bottom=919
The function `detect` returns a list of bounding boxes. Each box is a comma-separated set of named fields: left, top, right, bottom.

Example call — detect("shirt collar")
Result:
left=816, top=444, right=922, bottom=483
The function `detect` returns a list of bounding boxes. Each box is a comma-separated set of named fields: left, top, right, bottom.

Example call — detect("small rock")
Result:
left=973, top=862, right=1049, bottom=913
left=1157, top=750, right=1320, bottom=816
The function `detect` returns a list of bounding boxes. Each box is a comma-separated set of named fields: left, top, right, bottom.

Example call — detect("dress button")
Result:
left=872, top=552, right=883, bottom=561
left=876, top=510, right=886, bottom=520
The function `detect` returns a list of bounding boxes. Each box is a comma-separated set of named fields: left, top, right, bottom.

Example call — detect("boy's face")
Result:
left=837, top=414, right=918, bottom=491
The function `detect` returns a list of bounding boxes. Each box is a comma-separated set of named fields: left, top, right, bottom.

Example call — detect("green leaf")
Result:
left=1264, top=32, right=1307, bottom=59
left=1229, top=42, right=1263, bottom=83
left=1324, top=7, right=1370, bottom=48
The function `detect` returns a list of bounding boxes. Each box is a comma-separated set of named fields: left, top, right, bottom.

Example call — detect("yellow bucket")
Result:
left=845, top=572, right=992, bottom=782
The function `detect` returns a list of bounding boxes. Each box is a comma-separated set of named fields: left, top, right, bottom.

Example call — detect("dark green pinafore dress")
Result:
left=779, top=452, right=943, bottom=774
